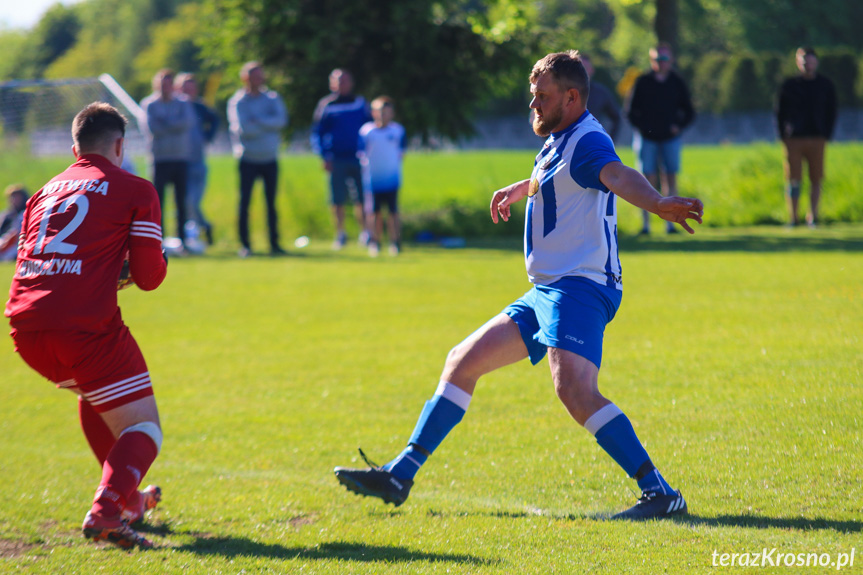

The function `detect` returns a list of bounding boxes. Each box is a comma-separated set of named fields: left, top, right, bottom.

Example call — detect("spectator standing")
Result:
left=776, top=47, right=837, bottom=228
left=581, top=54, right=621, bottom=141
left=5, top=102, right=168, bottom=549
left=626, top=43, right=695, bottom=234
left=227, top=61, right=288, bottom=257
left=0, top=184, right=29, bottom=261
left=312, top=69, right=373, bottom=249
left=358, top=96, right=407, bottom=257
left=141, top=69, right=195, bottom=247
left=176, top=72, right=220, bottom=246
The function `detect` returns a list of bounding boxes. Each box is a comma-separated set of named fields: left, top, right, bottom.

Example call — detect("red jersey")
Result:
left=5, top=154, right=166, bottom=333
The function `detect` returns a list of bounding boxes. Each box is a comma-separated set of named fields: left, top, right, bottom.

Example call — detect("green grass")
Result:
left=3, top=142, right=862, bottom=249
left=1, top=223, right=861, bottom=573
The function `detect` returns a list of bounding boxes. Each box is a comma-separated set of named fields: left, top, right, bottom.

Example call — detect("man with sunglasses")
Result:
left=626, top=43, right=695, bottom=235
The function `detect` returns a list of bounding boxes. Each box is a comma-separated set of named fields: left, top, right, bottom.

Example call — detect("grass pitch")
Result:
left=3, top=142, right=863, bottom=247
left=1, top=224, right=861, bottom=573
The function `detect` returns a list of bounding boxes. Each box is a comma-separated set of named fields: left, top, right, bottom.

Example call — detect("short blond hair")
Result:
left=174, top=72, right=195, bottom=90
left=371, top=96, right=394, bottom=110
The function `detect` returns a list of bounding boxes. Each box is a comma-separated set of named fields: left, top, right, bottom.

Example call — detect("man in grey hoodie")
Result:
left=227, top=61, right=289, bottom=257
left=141, top=68, right=195, bottom=248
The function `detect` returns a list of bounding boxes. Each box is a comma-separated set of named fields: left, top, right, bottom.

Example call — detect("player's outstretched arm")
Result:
left=600, top=161, right=704, bottom=234
left=490, top=179, right=530, bottom=223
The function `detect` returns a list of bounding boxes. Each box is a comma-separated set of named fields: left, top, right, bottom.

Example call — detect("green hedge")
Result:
left=691, top=48, right=860, bottom=113
left=819, top=49, right=860, bottom=106
left=718, top=53, right=769, bottom=111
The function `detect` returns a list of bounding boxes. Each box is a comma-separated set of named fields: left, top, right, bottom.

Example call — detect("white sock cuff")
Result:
left=120, top=421, right=163, bottom=453
left=584, top=403, right=624, bottom=436
left=434, top=381, right=472, bottom=411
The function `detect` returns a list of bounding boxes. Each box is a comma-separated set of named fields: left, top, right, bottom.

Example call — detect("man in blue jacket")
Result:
left=312, top=69, right=373, bottom=249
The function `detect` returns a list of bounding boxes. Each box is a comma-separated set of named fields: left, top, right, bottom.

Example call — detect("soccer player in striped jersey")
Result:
left=5, top=102, right=169, bottom=548
left=335, top=51, right=703, bottom=520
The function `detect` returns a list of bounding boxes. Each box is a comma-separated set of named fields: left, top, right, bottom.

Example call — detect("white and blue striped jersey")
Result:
left=524, top=111, right=622, bottom=290
left=358, top=121, right=407, bottom=194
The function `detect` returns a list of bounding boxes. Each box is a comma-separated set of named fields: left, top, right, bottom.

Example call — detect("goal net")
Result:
left=0, top=74, right=146, bottom=158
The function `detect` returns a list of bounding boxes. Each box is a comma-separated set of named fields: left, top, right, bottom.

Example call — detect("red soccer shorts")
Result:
left=11, top=325, right=154, bottom=413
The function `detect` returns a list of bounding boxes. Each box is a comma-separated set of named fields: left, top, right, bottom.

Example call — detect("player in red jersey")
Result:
left=5, top=102, right=169, bottom=550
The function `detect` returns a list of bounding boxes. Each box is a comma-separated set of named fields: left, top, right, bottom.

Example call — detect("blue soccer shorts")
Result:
left=503, top=276, right=622, bottom=369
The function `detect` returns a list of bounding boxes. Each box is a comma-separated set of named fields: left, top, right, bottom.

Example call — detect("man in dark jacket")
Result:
left=776, top=47, right=837, bottom=227
left=626, top=43, right=695, bottom=235
left=311, top=69, right=373, bottom=249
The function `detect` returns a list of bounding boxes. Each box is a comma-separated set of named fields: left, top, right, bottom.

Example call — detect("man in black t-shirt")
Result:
left=626, top=43, right=695, bottom=235
left=776, top=47, right=837, bottom=227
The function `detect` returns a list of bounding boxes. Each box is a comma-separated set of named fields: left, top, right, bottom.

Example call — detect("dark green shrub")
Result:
left=760, top=52, right=786, bottom=108
left=693, top=52, right=728, bottom=113
left=818, top=49, right=859, bottom=106
left=719, top=53, right=771, bottom=111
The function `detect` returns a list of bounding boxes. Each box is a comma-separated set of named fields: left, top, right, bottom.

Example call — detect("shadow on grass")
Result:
left=432, top=226, right=863, bottom=254
left=162, top=225, right=863, bottom=261
left=445, top=509, right=862, bottom=534
left=173, top=535, right=492, bottom=565
left=618, top=232, right=863, bottom=253
left=672, top=514, right=863, bottom=533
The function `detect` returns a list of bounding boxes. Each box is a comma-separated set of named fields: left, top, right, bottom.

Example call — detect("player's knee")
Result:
left=443, top=343, right=481, bottom=385
left=444, top=343, right=466, bottom=369
left=554, top=381, right=603, bottom=419
left=120, top=421, right=163, bottom=454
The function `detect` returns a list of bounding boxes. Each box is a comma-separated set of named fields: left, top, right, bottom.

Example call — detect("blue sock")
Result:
left=636, top=468, right=674, bottom=495
left=584, top=404, right=674, bottom=495
left=383, top=444, right=428, bottom=480
left=384, top=382, right=471, bottom=481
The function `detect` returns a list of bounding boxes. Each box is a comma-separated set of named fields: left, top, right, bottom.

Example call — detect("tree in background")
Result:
left=198, top=0, right=526, bottom=141
left=40, top=0, right=192, bottom=96
left=2, top=0, right=863, bottom=126
left=724, top=0, right=863, bottom=53
left=133, top=3, right=210, bottom=92
left=654, top=0, right=677, bottom=51
left=6, top=4, right=81, bottom=80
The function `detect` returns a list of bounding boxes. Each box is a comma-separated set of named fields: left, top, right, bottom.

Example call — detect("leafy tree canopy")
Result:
left=198, top=0, right=527, bottom=141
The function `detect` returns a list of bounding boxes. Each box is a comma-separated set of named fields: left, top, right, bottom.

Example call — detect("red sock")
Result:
left=78, top=397, right=115, bottom=466
left=91, top=431, right=158, bottom=518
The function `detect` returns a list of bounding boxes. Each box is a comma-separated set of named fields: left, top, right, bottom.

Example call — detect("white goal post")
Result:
left=0, top=74, right=146, bottom=157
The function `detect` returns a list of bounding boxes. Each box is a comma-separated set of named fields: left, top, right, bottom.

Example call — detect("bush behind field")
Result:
left=1, top=143, right=861, bottom=243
